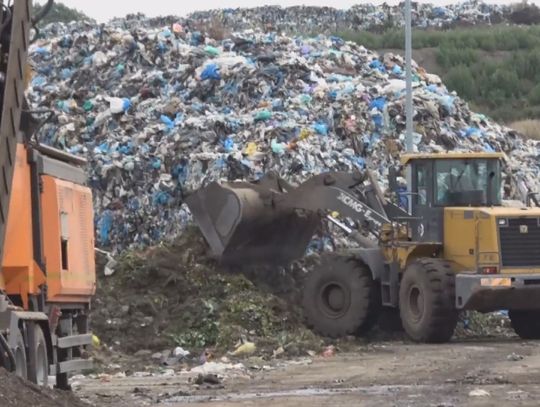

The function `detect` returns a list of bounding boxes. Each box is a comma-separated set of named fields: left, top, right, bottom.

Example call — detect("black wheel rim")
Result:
left=318, top=282, right=350, bottom=318
left=408, top=285, right=425, bottom=323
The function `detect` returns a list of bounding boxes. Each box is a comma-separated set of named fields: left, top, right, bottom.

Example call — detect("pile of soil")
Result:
left=92, top=227, right=322, bottom=357
left=0, top=369, right=88, bottom=407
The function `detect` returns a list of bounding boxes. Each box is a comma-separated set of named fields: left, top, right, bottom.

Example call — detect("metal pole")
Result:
left=404, top=0, right=413, bottom=215
left=405, top=0, right=413, bottom=152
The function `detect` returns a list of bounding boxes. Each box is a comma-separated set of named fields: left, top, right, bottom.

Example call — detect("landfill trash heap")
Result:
left=187, top=1, right=510, bottom=35
left=27, top=18, right=539, bottom=253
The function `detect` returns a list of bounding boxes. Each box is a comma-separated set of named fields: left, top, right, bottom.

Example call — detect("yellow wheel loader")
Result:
left=187, top=152, right=540, bottom=343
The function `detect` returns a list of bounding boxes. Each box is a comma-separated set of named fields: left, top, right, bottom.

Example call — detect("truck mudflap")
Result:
left=455, top=274, right=540, bottom=311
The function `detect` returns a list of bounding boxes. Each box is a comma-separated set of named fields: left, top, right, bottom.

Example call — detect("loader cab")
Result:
left=400, top=153, right=504, bottom=242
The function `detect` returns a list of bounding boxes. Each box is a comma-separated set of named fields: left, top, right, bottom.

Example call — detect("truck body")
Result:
left=0, top=0, right=95, bottom=387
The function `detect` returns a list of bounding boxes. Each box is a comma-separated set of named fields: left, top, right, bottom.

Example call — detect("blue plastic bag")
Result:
left=369, top=97, right=387, bottom=111
left=201, top=63, right=221, bottom=81
left=313, top=122, right=328, bottom=136
left=153, top=191, right=171, bottom=206
left=98, top=211, right=113, bottom=245
left=223, top=137, right=235, bottom=152
left=160, top=115, right=175, bottom=129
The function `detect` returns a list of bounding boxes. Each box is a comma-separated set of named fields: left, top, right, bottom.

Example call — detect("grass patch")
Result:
left=340, top=25, right=540, bottom=122
left=509, top=119, right=540, bottom=139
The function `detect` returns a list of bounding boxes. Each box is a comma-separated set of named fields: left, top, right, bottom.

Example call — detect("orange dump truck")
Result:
left=0, top=0, right=95, bottom=388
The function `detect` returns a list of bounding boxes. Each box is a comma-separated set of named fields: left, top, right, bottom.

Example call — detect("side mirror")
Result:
left=388, top=166, right=399, bottom=193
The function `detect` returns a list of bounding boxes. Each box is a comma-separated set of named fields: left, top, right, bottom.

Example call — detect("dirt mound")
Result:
left=92, top=227, right=322, bottom=357
left=0, top=368, right=88, bottom=407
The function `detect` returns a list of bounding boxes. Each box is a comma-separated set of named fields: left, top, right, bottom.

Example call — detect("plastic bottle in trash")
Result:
left=109, top=97, right=131, bottom=114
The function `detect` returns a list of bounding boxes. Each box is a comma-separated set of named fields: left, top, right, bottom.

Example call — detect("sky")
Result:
left=36, top=0, right=528, bottom=22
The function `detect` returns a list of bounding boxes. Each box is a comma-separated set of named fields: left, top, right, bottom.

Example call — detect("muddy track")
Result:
left=76, top=338, right=540, bottom=406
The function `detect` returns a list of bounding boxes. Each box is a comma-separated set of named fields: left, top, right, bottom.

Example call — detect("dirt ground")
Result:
left=75, top=337, right=540, bottom=407
left=0, top=368, right=89, bottom=407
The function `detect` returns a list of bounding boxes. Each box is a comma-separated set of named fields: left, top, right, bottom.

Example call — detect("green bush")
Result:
left=339, top=24, right=540, bottom=121
left=528, top=84, right=540, bottom=105
left=436, top=46, right=478, bottom=68
left=445, top=65, right=477, bottom=100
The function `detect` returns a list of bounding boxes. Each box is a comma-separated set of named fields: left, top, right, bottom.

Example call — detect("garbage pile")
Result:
left=92, top=227, right=321, bottom=355
left=188, top=1, right=509, bottom=34
left=27, top=17, right=539, bottom=252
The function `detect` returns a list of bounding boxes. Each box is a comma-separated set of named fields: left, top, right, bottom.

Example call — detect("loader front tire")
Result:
left=302, top=255, right=380, bottom=338
left=399, top=258, right=458, bottom=343
left=509, top=310, right=540, bottom=339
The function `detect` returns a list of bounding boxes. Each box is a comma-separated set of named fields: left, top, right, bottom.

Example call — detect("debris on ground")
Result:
left=455, top=311, right=514, bottom=338
left=231, top=340, right=257, bottom=357
left=194, top=373, right=221, bottom=386
left=469, top=388, right=491, bottom=397
left=507, top=353, right=524, bottom=362
left=92, top=227, right=323, bottom=358
left=0, top=368, right=89, bottom=407
left=322, top=345, right=336, bottom=358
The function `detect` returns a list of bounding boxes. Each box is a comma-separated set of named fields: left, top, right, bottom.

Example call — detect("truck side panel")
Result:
left=2, top=145, right=46, bottom=306
left=41, top=176, right=95, bottom=302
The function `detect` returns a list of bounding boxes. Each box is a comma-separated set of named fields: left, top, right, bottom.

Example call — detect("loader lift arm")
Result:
left=186, top=170, right=410, bottom=265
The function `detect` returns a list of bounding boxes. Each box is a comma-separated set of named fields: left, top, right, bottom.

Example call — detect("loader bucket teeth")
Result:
left=185, top=181, right=319, bottom=265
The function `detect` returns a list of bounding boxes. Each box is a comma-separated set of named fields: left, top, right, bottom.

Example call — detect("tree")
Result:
left=33, top=2, right=93, bottom=26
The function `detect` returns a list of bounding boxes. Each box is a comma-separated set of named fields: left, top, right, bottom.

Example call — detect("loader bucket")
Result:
left=185, top=181, right=320, bottom=265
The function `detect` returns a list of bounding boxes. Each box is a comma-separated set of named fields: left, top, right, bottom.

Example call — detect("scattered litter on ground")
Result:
left=455, top=311, right=514, bottom=338
left=322, top=345, right=337, bottom=358
left=190, top=362, right=246, bottom=376
left=469, top=388, right=491, bottom=397
left=507, top=352, right=524, bottom=362
left=232, top=341, right=257, bottom=357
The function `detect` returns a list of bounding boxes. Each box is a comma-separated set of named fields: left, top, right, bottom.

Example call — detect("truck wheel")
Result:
left=399, top=258, right=458, bottom=343
left=302, top=255, right=380, bottom=338
left=509, top=310, right=540, bottom=339
left=27, top=323, right=49, bottom=386
left=10, top=329, right=27, bottom=379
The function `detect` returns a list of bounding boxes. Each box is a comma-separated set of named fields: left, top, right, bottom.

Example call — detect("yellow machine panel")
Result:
left=443, top=209, right=476, bottom=271
left=444, top=207, right=540, bottom=274
left=41, top=175, right=95, bottom=302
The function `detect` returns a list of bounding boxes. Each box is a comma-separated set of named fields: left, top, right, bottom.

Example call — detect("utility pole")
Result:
left=405, top=0, right=413, bottom=214
left=405, top=0, right=413, bottom=153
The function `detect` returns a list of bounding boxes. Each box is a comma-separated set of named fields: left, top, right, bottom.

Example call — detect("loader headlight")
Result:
left=498, top=218, right=508, bottom=227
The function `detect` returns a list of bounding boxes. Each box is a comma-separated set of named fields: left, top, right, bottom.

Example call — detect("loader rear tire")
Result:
left=302, top=255, right=380, bottom=338
left=399, top=258, right=458, bottom=343
left=509, top=310, right=540, bottom=339
left=27, top=323, right=49, bottom=386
